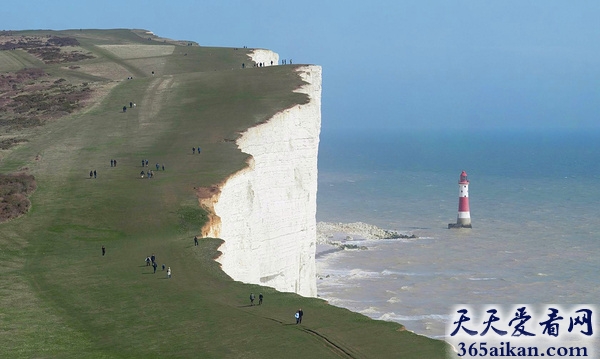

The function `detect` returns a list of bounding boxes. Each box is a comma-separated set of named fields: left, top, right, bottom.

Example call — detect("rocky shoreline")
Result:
left=317, top=222, right=418, bottom=255
left=316, top=221, right=417, bottom=248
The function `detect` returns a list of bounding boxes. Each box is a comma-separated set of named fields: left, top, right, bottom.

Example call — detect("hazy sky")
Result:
left=3, top=1, right=600, bottom=131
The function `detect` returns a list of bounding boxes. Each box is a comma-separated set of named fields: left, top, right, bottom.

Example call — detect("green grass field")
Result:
left=0, top=29, right=453, bottom=358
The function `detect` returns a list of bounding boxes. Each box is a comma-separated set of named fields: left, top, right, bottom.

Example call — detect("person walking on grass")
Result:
left=192, top=147, right=195, bottom=154
left=194, top=236, right=199, bottom=246
left=295, top=311, right=300, bottom=324
left=250, top=293, right=255, bottom=306
left=89, top=170, right=93, bottom=179
left=167, top=267, right=171, bottom=279
left=259, top=293, right=263, bottom=305
left=152, top=261, right=157, bottom=273
left=102, top=245, right=106, bottom=256
left=298, top=308, right=303, bottom=324
left=93, top=170, right=97, bottom=178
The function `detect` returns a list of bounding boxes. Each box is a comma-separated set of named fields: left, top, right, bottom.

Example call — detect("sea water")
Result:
left=315, top=128, right=600, bottom=347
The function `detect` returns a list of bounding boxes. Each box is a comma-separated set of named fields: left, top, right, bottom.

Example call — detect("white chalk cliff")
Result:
left=203, top=61, right=321, bottom=297
left=249, top=49, right=279, bottom=66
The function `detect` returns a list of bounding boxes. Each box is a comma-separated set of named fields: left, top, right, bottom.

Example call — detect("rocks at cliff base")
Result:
left=338, top=244, right=368, bottom=251
left=316, top=221, right=417, bottom=246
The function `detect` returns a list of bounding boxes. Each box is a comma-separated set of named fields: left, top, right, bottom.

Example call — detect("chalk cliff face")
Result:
left=249, top=49, right=279, bottom=66
left=204, top=64, right=321, bottom=297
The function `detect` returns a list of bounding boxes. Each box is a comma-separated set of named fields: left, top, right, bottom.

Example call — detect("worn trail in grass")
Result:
left=0, top=29, right=451, bottom=358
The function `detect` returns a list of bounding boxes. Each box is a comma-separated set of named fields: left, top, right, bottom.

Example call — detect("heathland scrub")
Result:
left=0, top=29, right=452, bottom=358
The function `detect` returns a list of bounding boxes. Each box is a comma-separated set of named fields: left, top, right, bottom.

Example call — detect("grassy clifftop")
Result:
left=0, top=29, right=451, bottom=358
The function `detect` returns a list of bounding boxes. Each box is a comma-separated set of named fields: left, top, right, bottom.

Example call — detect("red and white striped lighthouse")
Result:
left=448, top=170, right=472, bottom=229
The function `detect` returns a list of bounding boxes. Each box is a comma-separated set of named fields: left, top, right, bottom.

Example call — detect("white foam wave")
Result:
left=381, top=269, right=424, bottom=277
left=468, top=277, right=497, bottom=281
left=348, top=268, right=381, bottom=279
left=359, top=306, right=381, bottom=314
left=378, top=312, right=452, bottom=323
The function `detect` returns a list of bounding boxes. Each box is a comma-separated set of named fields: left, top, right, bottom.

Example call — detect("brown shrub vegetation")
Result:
left=0, top=138, right=28, bottom=150
left=0, top=35, right=94, bottom=63
left=0, top=67, right=94, bottom=131
left=0, top=172, right=36, bottom=222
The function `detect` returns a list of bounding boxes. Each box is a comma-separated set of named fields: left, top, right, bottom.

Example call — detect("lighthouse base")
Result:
left=448, top=223, right=472, bottom=229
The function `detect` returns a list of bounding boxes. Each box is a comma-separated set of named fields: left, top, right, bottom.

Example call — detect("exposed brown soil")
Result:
left=196, top=185, right=222, bottom=238
left=195, top=185, right=221, bottom=199
left=0, top=172, right=36, bottom=223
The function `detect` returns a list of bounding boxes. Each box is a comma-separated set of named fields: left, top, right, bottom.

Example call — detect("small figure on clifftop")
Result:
left=250, top=293, right=255, bottom=306
left=194, top=236, right=199, bottom=246
left=123, top=106, right=127, bottom=112
left=259, top=293, right=263, bottom=305
left=167, top=267, right=171, bottom=279
left=89, top=171, right=93, bottom=179
left=298, top=308, right=303, bottom=323
left=102, top=245, right=106, bottom=256
left=192, top=147, right=195, bottom=154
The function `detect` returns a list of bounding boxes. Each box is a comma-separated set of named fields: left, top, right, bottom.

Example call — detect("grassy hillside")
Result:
left=0, top=29, right=452, bottom=358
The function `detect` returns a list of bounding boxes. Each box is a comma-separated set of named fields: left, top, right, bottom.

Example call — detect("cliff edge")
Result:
left=203, top=63, right=322, bottom=297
